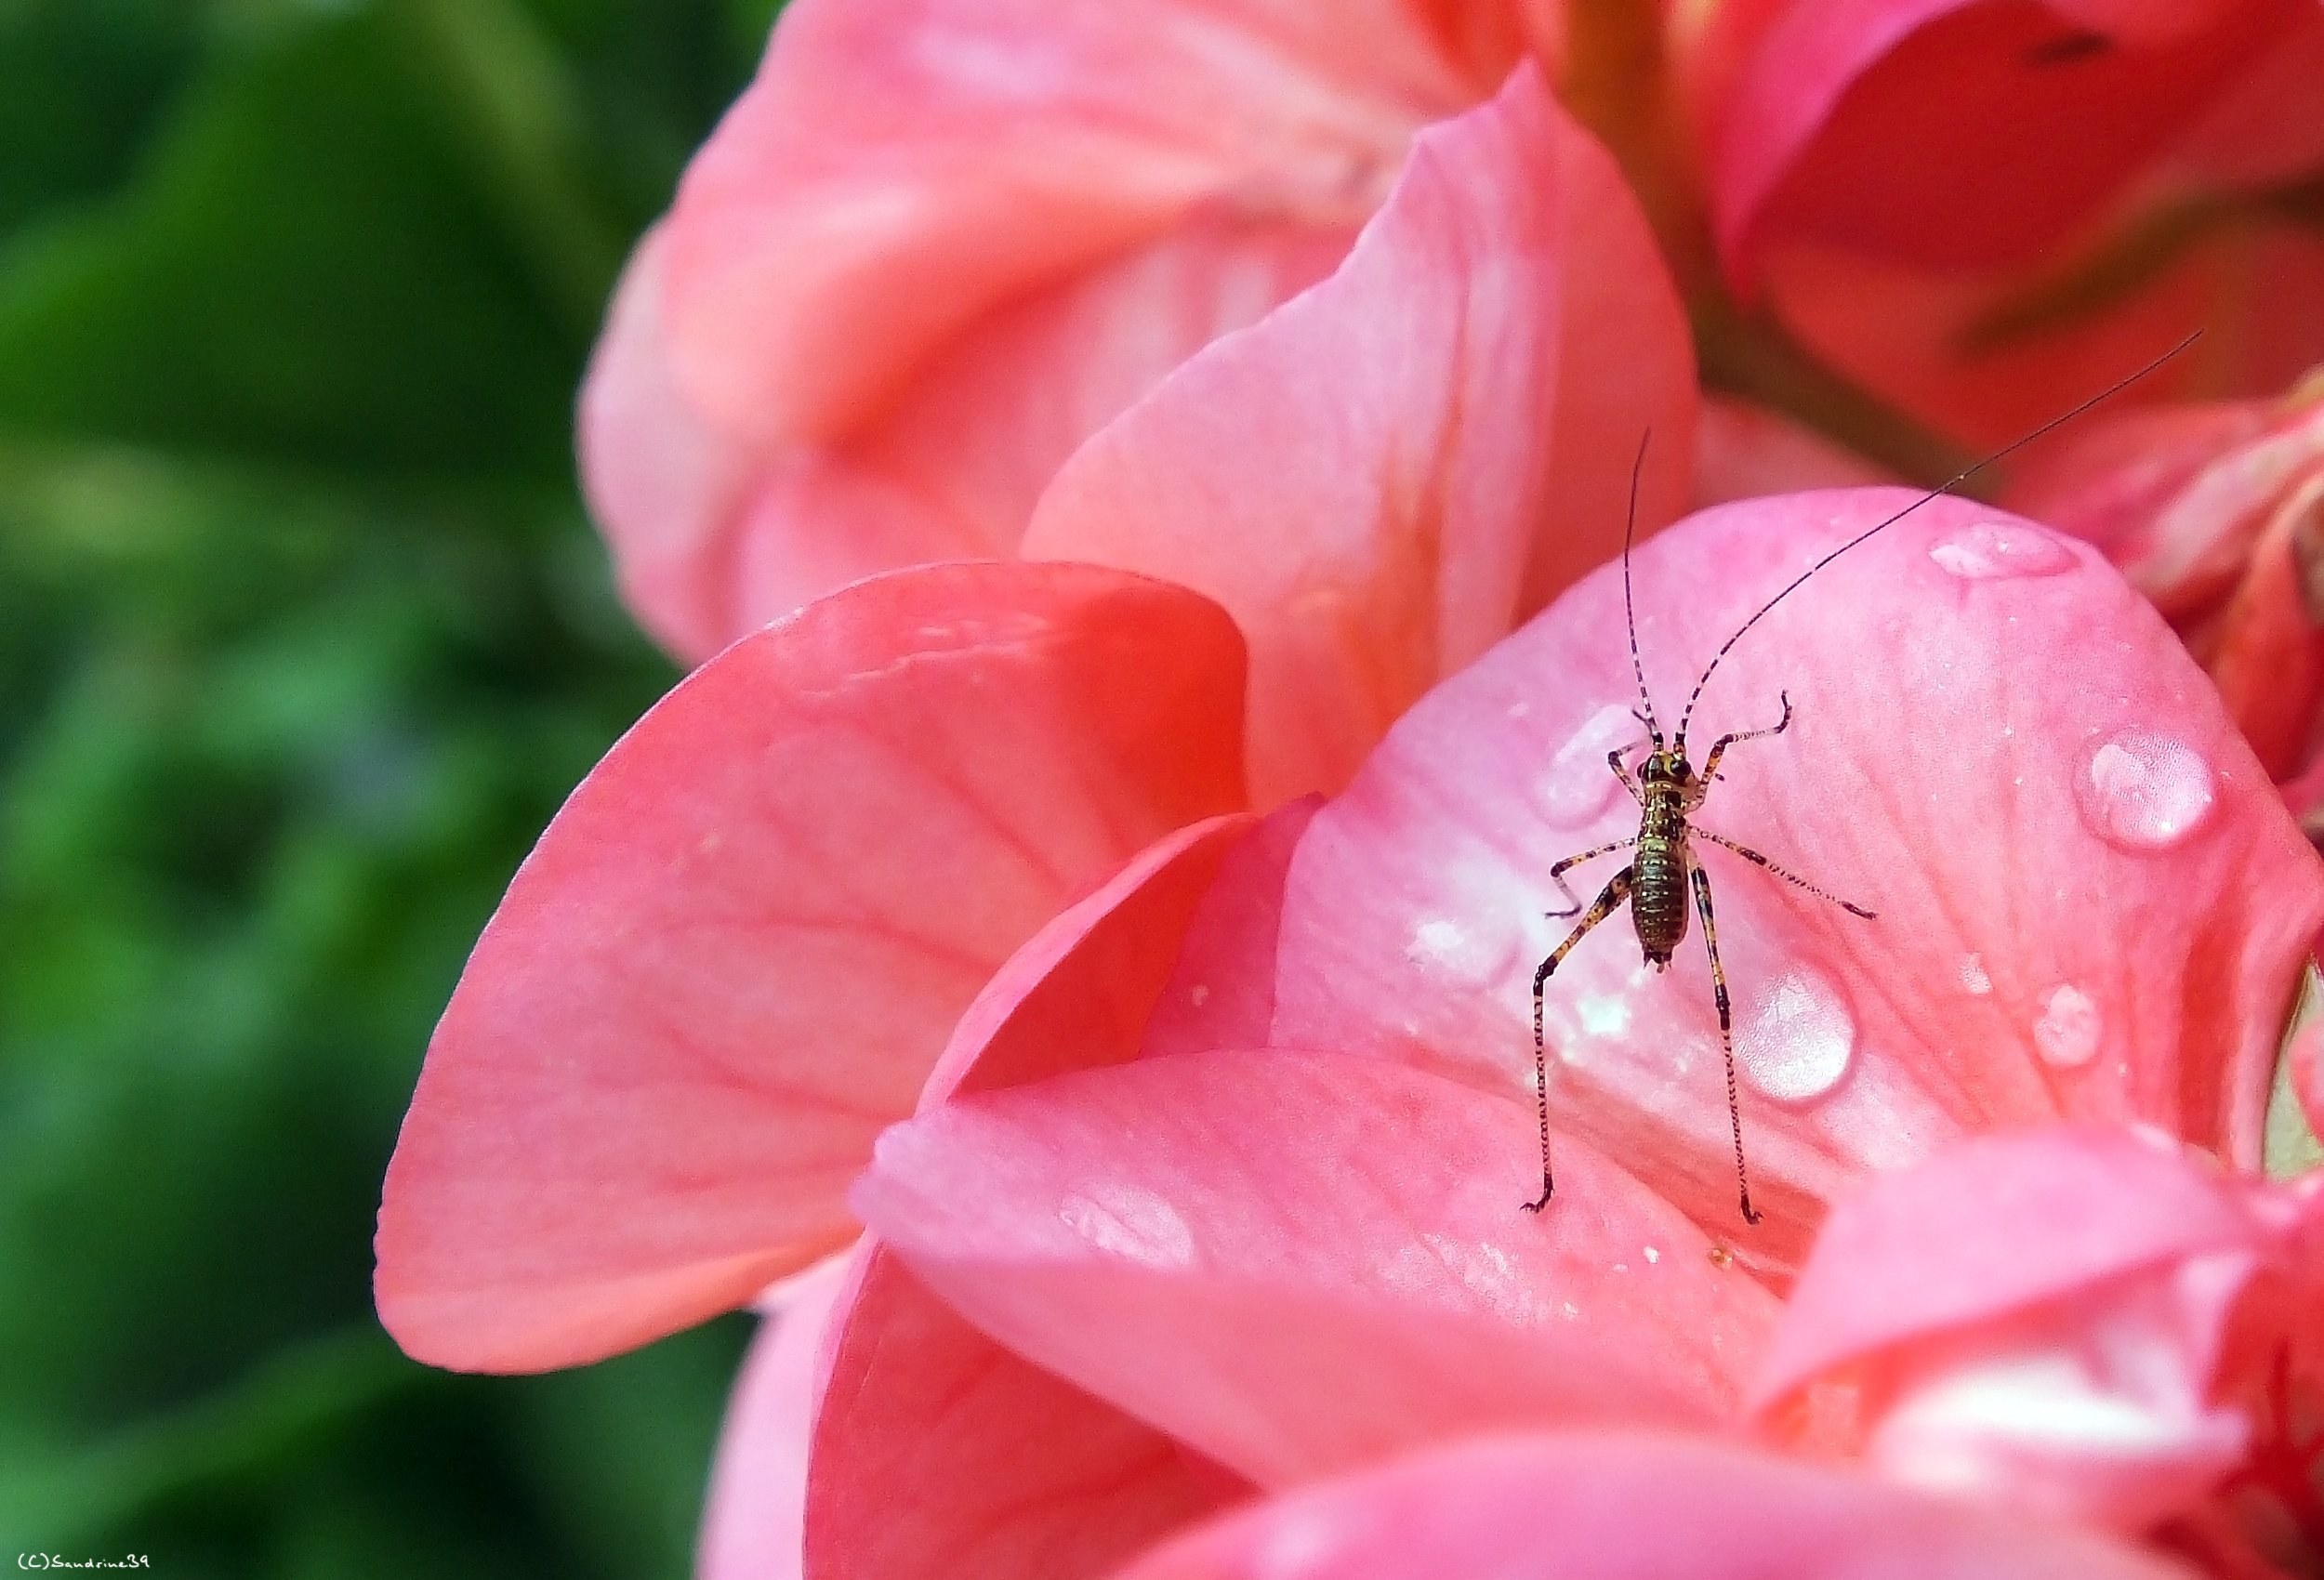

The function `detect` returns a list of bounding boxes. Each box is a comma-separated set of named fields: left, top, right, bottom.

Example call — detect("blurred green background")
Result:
left=0, top=2, right=783, bottom=1573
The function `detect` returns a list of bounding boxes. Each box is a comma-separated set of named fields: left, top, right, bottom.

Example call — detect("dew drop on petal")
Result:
left=1960, top=954, right=1992, bottom=995
left=1059, top=1185, right=1195, bottom=1267
left=1928, top=520, right=2079, bottom=580
left=1737, top=964, right=1857, bottom=1105
left=1406, top=915, right=1523, bottom=988
left=2033, top=983, right=2103, bottom=1069
left=1538, top=703, right=1642, bottom=826
left=2078, top=731, right=2216, bottom=850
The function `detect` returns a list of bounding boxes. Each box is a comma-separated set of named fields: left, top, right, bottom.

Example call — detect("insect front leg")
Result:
left=1694, top=828, right=1876, bottom=919
left=1525, top=866, right=1634, bottom=1215
left=1691, top=865, right=1763, bottom=1226
left=1544, top=836, right=1637, bottom=917
left=1697, top=691, right=1791, bottom=784
left=1605, top=742, right=1649, bottom=805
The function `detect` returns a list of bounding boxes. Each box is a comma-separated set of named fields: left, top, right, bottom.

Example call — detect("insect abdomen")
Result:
left=1633, top=784, right=1690, bottom=960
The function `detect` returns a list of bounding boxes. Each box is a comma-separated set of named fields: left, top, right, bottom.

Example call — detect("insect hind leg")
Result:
left=1691, top=865, right=1763, bottom=1226
left=1525, top=866, right=1633, bottom=1214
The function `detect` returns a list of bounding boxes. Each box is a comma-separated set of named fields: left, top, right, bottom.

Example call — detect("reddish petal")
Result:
left=1024, top=66, right=1695, bottom=804
left=587, top=219, right=1350, bottom=663
left=1756, top=223, right=2324, bottom=450
left=2205, top=486, right=2324, bottom=780
left=376, top=563, right=1247, bottom=1371
left=1271, top=490, right=2324, bottom=1267
left=1751, top=1127, right=2271, bottom=1532
left=853, top=1049, right=1776, bottom=1487
left=2293, top=1015, right=2324, bottom=1146
left=807, top=1244, right=1236, bottom=1580
left=1692, top=393, right=1895, bottom=511
left=1710, top=0, right=2298, bottom=279
left=699, top=1255, right=851, bottom=1580
left=923, top=813, right=1257, bottom=1105
left=1106, top=1430, right=2197, bottom=1580
left=1142, top=796, right=1325, bottom=1062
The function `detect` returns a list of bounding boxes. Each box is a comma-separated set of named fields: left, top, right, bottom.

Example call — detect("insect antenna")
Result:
left=1670, top=331, right=2199, bottom=750
left=1621, top=430, right=1662, bottom=748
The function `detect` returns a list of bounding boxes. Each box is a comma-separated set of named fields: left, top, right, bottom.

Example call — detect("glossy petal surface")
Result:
left=807, top=1245, right=1235, bottom=1580
left=1025, top=67, right=1695, bottom=802
left=855, top=1049, right=1776, bottom=1487
left=1270, top=490, right=2324, bottom=1267
left=1753, top=1128, right=2291, bottom=1534
left=376, top=563, right=1246, bottom=1370
left=1106, top=1430, right=2196, bottom=1580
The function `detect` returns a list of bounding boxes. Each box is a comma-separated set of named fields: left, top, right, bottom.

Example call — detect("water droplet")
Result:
left=1189, top=984, right=1210, bottom=1007
left=1643, top=1245, right=1660, bottom=1264
left=2078, top=731, right=2216, bottom=850
left=2033, top=984, right=2102, bottom=1069
left=1928, top=520, right=2078, bottom=580
left=1406, top=916, right=1521, bottom=986
left=1538, top=704, right=1642, bottom=826
left=1059, top=1185, right=1195, bottom=1266
left=1737, top=964, right=1857, bottom=1105
left=1960, top=954, right=1992, bottom=995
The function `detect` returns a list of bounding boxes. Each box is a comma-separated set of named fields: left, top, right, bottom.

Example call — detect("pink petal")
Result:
left=852, top=1048, right=1777, bottom=1487
left=1692, top=393, right=1895, bottom=511
left=1142, top=796, right=1325, bottom=1062
left=660, top=0, right=1497, bottom=448
left=922, top=812, right=1257, bottom=1105
left=577, top=227, right=764, bottom=660
left=587, top=0, right=1543, bottom=654
left=806, top=1244, right=1237, bottom=1580
left=698, top=1254, right=851, bottom=1580
left=1270, top=490, right=2324, bottom=1267
left=1751, top=1127, right=2259, bottom=1412
left=1708, top=0, right=2298, bottom=281
left=1024, top=65, right=1695, bottom=804
left=1105, top=1430, right=2197, bottom=1580
left=587, top=218, right=1351, bottom=662
left=2002, top=399, right=2282, bottom=608
left=376, top=563, right=1247, bottom=1371
left=1750, top=1127, right=2272, bottom=1533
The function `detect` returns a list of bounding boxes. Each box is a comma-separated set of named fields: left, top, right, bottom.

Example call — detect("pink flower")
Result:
left=376, top=75, right=1702, bottom=1569
left=807, top=487, right=2322, bottom=1573
left=1672, top=0, right=2324, bottom=446
left=1750, top=1126, right=2324, bottom=1572
left=581, top=0, right=1587, bottom=661
left=2005, top=375, right=2324, bottom=817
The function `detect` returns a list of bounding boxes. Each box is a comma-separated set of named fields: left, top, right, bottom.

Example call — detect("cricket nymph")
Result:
left=1521, top=336, right=2187, bottom=1229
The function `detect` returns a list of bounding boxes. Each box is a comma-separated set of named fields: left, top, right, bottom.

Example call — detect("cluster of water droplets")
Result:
left=1512, top=516, right=2227, bottom=1130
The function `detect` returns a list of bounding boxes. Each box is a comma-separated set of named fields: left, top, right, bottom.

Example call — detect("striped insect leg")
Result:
left=1691, top=864, right=1763, bottom=1225
left=1525, top=866, right=1633, bottom=1215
